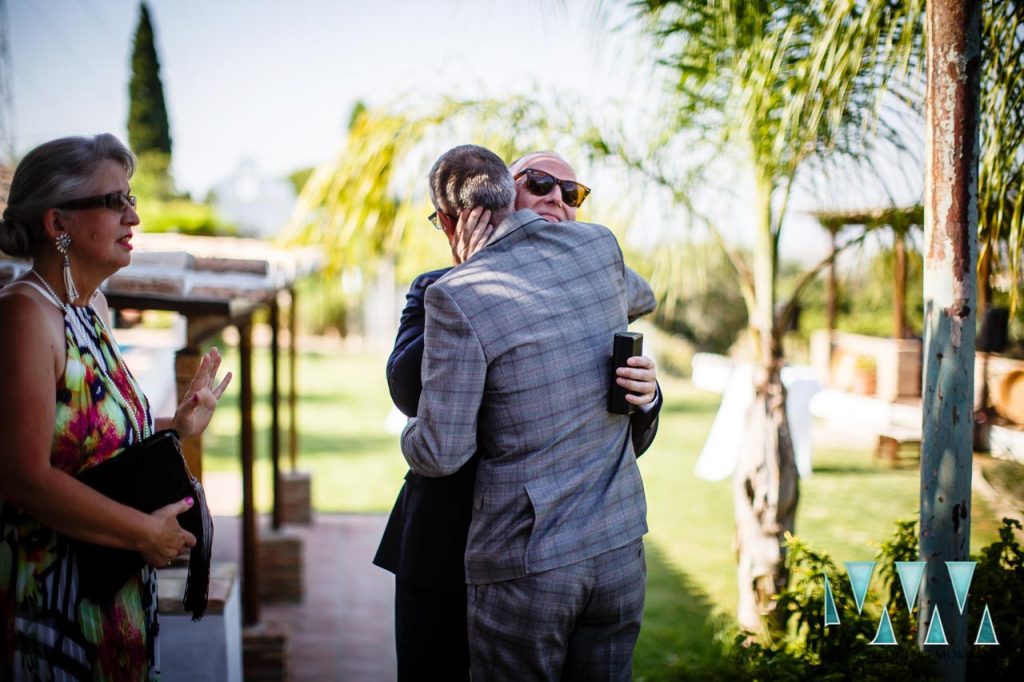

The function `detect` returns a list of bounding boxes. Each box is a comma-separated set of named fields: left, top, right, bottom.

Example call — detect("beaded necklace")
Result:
left=30, top=270, right=150, bottom=442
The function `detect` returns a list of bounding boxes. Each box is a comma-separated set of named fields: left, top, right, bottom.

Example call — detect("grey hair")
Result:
left=508, top=150, right=571, bottom=176
left=428, top=144, right=515, bottom=217
left=0, top=133, right=136, bottom=258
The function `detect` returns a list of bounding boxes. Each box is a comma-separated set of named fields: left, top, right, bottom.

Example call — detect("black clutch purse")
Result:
left=71, top=429, right=213, bottom=620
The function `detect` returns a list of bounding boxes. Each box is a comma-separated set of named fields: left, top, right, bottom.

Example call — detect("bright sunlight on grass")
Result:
left=202, top=343, right=1004, bottom=680
left=202, top=345, right=409, bottom=513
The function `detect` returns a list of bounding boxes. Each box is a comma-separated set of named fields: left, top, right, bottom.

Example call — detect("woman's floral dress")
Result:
left=1, top=295, right=159, bottom=681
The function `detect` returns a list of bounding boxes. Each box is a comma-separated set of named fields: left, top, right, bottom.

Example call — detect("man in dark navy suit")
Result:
left=373, top=267, right=476, bottom=680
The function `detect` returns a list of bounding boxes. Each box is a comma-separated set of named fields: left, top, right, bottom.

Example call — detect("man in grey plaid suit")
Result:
left=401, top=144, right=653, bottom=681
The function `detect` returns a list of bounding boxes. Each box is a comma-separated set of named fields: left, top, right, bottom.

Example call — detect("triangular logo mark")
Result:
left=974, top=604, right=998, bottom=645
left=895, top=561, right=926, bottom=614
left=845, top=561, right=876, bottom=614
left=924, top=604, right=949, bottom=645
left=823, top=573, right=840, bottom=626
left=946, top=561, right=976, bottom=614
left=870, top=605, right=897, bottom=645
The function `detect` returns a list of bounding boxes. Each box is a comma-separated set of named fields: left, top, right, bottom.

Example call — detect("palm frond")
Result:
left=622, top=0, right=925, bottom=352
left=978, top=0, right=1024, bottom=310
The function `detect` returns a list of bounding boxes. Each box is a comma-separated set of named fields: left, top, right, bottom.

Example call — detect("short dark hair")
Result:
left=428, top=144, right=515, bottom=217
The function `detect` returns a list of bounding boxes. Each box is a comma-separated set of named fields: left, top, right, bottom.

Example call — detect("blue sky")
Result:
left=7, top=0, right=648, bottom=198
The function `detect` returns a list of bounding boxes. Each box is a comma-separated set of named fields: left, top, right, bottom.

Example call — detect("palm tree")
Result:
left=619, top=0, right=925, bottom=631
left=280, top=98, right=562, bottom=332
left=978, top=1, right=1024, bottom=317
left=282, top=98, right=567, bottom=275
left=975, top=1, right=1024, bottom=445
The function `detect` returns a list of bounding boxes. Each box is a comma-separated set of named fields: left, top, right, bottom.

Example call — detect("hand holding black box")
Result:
left=609, top=331, right=644, bottom=414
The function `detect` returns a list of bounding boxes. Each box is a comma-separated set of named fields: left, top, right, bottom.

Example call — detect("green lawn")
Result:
left=202, top=346, right=409, bottom=513
left=633, top=377, right=1001, bottom=680
left=202, top=345, right=1003, bottom=679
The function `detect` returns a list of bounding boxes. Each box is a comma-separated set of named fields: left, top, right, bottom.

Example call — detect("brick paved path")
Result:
left=213, top=513, right=397, bottom=681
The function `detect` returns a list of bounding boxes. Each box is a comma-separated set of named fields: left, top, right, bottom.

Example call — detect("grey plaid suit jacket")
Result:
left=401, top=209, right=654, bottom=585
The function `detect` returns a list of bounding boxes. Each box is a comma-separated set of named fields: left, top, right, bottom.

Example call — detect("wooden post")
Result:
left=270, top=296, right=283, bottom=531
left=174, top=349, right=203, bottom=481
left=920, top=0, right=980, bottom=676
left=894, top=233, right=908, bottom=339
left=826, top=227, right=838, bottom=336
left=239, top=319, right=260, bottom=626
left=288, top=287, right=299, bottom=472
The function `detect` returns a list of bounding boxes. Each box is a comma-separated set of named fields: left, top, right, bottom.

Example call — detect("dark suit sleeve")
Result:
left=386, top=268, right=451, bottom=417
left=401, top=282, right=487, bottom=477
left=630, top=382, right=662, bottom=457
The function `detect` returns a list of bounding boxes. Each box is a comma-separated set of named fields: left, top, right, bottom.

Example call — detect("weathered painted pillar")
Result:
left=919, top=0, right=981, bottom=677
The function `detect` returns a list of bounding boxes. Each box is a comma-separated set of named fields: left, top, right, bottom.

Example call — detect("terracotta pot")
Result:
left=852, top=369, right=877, bottom=396
left=994, top=369, right=1024, bottom=425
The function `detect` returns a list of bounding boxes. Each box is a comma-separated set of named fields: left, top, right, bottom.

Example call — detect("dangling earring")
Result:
left=55, top=232, right=78, bottom=303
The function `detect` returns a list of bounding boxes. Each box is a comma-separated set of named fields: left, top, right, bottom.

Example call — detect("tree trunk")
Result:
left=894, top=234, right=909, bottom=338
left=734, top=356, right=799, bottom=632
left=977, top=247, right=991, bottom=317
left=920, top=1, right=980, bottom=677
left=826, top=229, right=838, bottom=335
left=734, top=175, right=799, bottom=633
left=976, top=249, right=993, bottom=450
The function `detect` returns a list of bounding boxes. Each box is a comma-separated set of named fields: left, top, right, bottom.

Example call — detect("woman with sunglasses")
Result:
left=0, top=134, right=231, bottom=680
left=375, top=150, right=660, bottom=680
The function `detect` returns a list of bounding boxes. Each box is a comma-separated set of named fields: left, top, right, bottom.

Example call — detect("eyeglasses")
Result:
left=428, top=210, right=454, bottom=230
left=514, top=168, right=591, bottom=208
left=58, top=192, right=137, bottom=213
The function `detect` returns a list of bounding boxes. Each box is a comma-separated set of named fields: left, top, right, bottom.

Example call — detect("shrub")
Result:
left=732, top=524, right=935, bottom=681
left=727, top=518, right=1024, bottom=680
left=140, top=198, right=237, bottom=236
left=965, top=518, right=1024, bottom=678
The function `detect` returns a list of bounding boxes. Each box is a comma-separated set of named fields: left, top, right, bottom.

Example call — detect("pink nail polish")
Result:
left=186, top=497, right=195, bottom=506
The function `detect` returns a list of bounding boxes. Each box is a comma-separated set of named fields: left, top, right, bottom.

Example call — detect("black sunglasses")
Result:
left=514, top=168, right=591, bottom=208
left=58, top=192, right=137, bottom=212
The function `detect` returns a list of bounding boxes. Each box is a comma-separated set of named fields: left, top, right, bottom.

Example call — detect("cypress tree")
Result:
left=128, top=2, right=171, bottom=156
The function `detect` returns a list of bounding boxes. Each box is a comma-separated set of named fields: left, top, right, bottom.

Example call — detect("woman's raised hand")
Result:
left=172, top=347, right=232, bottom=439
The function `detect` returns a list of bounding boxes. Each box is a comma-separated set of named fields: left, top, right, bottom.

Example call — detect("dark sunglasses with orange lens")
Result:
left=58, top=192, right=137, bottom=212
left=514, top=168, right=591, bottom=208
